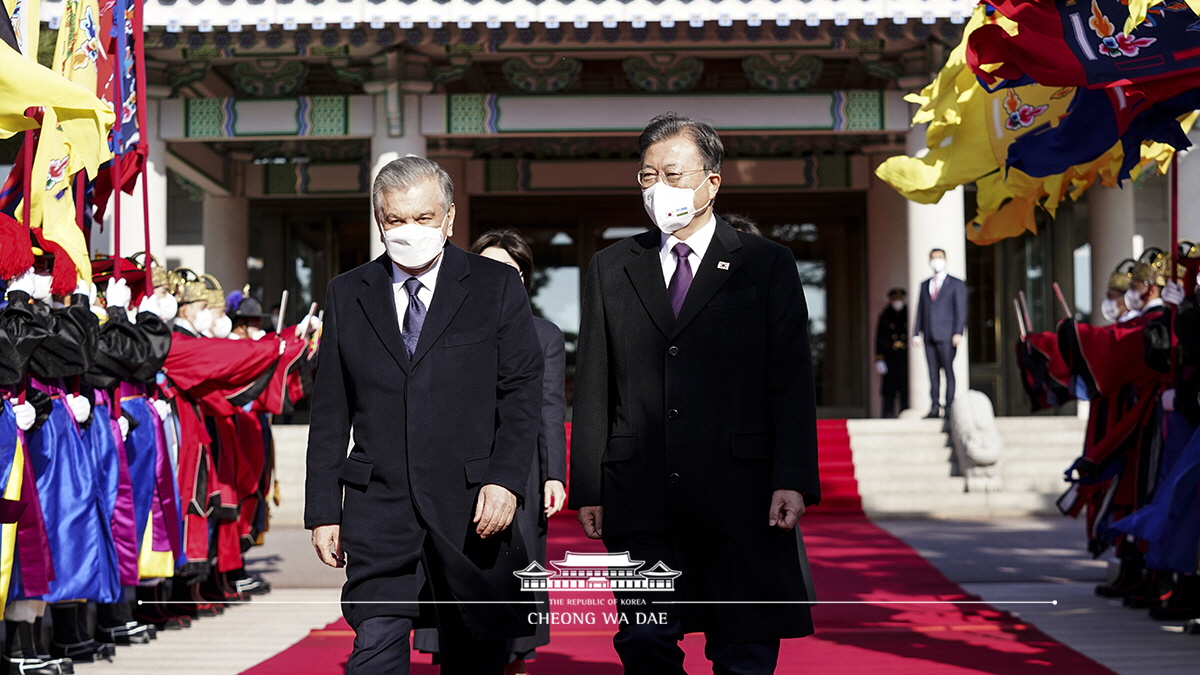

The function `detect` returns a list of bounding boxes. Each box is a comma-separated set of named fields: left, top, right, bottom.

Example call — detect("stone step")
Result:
left=862, top=490, right=1061, bottom=519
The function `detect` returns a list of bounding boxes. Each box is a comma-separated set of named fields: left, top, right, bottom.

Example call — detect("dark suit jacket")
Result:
left=533, top=317, right=567, bottom=488
left=914, top=275, right=967, bottom=343
left=304, top=244, right=544, bottom=637
left=569, top=218, right=820, bottom=642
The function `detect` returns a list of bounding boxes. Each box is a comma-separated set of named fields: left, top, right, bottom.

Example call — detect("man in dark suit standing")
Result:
left=912, top=248, right=967, bottom=418
left=304, top=156, right=544, bottom=674
left=570, top=114, right=821, bottom=675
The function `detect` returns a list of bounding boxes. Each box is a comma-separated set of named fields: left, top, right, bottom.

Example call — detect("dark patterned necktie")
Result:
left=402, top=277, right=426, bottom=358
left=668, top=242, right=694, bottom=317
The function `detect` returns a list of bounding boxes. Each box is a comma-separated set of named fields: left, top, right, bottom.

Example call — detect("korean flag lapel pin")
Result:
left=717, top=261, right=731, bottom=271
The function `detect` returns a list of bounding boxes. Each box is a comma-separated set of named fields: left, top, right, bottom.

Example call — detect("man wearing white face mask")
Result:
left=913, top=248, right=967, bottom=419
left=173, top=283, right=211, bottom=338
left=305, top=155, right=543, bottom=675
left=572, top=113, right=820, bottom=675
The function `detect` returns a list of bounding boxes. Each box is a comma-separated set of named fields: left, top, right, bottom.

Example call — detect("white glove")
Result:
left=76, top=278, right=94, bottom=302
left=117, top=415, right=130, bottom=440
left=7, top=268, right=36, bottom=297
left=65, top=393, right=91, bottom=424
left=138, top=294, right=160, bottom=317
left=1163, top=280, right=1186, bottom=306
left=1163, top=388, right=1177, bottom=412
left=106, top=278, right=132, bottom=310
left=12, top=402, right=35, bottom=431
left=153, top=399, right=171, bottom=421
left=874, top=360, right=888, bottom=376
left=911, top=334, right=923, bottom=348
left=308, top=316, right=322, bottom=333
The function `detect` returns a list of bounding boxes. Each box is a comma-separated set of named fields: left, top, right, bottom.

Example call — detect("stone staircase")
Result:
left=847, top=416, right=1086, bottom=519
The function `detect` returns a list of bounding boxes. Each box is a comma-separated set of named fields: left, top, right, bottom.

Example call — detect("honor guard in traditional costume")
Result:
left=874, top=287, right=910, bottom=418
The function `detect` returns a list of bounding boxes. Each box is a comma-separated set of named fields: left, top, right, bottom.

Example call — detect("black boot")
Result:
left=229, top=568, right=271, bottom=596
left=47, top=602, right=114, bottom=663
left=31, top=618, right=72, bottom=675
left=133, top=584, right=189, bottom=630
left=4, top=620, right=67, bottom=675
left=1096, top=552, right=1147, bottom=598
left=1124, top=570, right=1173, bottom=609
left=95, top=599, right=152, bottom=645
left=1150, top=574, right=1200, bottom=621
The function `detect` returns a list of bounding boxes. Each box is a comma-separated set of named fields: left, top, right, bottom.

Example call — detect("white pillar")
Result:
left=866, top=154, right=911, bottom=418
left=1088, top=185, right=1136, bottom=325
left=202, top=193, right=249, bottom=292
left=905, top=125, right=968, bottom=416
left=1176, top=139, right=1200, bottom=242
left=368, top=92, right=426, bottom=259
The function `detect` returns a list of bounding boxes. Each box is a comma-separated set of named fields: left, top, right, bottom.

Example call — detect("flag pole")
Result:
left=133, top=0, right=151, bottom=271
left=110, top=0, right=127, bottom=279
left=1170, top=153, right=1179, bottom=386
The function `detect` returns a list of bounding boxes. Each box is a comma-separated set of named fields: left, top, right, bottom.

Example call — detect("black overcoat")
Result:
left=304, top=244, right=544, bottom=638
left=568, top=218, right=821, bottom=642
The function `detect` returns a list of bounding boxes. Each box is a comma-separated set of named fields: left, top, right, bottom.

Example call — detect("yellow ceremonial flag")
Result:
left=1, top=0, right=38, bottom=58
left=25, top=106, right=92, bottom=284
left=1123, top=0, right=1200, bottom=36
left=0, top=39, right=114, bottom=145
left=51, top=0, right=102, bottom=97
left=0, top=433, right=26, bottom=619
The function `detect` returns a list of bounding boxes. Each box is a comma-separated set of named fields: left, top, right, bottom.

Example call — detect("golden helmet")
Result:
left=1108, top=259, right=1135, bottom=293
left=128, top=251, right=169, bottom=289
left=201, top=274, right=225, bottom=310
left=171, top=268, right=208, bottom=304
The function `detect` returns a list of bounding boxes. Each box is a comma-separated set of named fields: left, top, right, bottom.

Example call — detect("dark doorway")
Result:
left=248, top=198, right=372, bottom=328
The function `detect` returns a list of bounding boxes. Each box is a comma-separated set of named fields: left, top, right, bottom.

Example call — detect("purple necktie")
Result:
left=402, top=277, right=426, bottom=358
left=668, top=242, right=693, bottom=317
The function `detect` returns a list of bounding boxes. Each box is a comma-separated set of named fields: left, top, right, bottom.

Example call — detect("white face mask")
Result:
left=930, top=257, right=947, bottom=274
left=31, top=273, right=52, bottom=301
left=890, top=300, right=905, bottom=312
left=642, top=180, right=710, bottom=234
left=211, top=314, right=233, bottom=339
left=1100, top=297, right=1121, bottom=322
left=192, top=307, right=214, bottom=334
left=382, top=215, right=448, bottom=269
left=1124, top=287, right=1146, bottom=312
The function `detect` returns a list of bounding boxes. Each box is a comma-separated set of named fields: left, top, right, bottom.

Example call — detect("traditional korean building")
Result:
left=18, top=0, right=1185, bottom=416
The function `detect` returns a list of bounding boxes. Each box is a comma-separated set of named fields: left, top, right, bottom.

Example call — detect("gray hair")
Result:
left=638, top=113, right=724, bottom=174
left=371, top=156, right=454, bottom=223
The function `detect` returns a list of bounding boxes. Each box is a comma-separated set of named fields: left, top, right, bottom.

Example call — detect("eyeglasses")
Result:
left=637, top=168, right=708, bottom=189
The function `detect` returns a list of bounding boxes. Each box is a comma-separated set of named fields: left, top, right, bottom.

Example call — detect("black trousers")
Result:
left=346, top=616, right=507, bottom=675
left=924, top=340, right=957, bottom=411
left=607, top=533, right=782, bottom=675
left=881, top=355, right=909, bottom=418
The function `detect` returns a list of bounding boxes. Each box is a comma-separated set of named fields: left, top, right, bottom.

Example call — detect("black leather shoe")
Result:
left=4, top=656, right=66, bottom=675
left=924, top=410, right=941, bottom=419
left=95, top=622, right=153, bottom=645
left=48, top=641, right=114, bottom=664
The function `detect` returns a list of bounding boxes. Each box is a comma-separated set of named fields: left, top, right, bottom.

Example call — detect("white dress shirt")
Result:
left=391, top=253, right=443, bottom=330
left=928, top=271, right=947, bottom=298
left=659, top=213, right=717, bottom=287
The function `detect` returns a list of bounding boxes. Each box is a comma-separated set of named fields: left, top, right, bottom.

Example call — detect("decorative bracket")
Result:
left=622, top=54, right=703, bottom=93
left=742, top=53, right=823, bottom=92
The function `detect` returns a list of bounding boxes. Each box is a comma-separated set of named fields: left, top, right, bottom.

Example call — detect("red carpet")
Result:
left=242, top=421, right=1117, bottom=674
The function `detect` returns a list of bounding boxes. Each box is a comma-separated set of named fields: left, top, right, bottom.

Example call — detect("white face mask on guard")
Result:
left=211, top=314, right=233, bottom=339
left=192, top=307, right=214, bottom=334
left=382, top=214, right=449, bottom=269
left=1100, top=297, right=1121, bottom=322
left=642, top=180, right=711, bottom=234
left=1124, top=287, right=1146, bottom=312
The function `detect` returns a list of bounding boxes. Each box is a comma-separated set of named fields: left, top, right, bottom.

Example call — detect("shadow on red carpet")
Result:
left=241, top=420, right=1116, bottom=674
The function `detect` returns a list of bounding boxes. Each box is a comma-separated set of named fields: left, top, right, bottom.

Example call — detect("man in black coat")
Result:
left=875, top=287, right=909, bottom=418
left=570, top=114, right=821, bottom=675
left=912, top=248, right=967, bottom=418
left=304, top=157, right=544, bottom=675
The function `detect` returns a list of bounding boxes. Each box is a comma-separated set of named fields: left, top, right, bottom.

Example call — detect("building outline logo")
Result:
left=514, top=551, right=681, bottom=592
